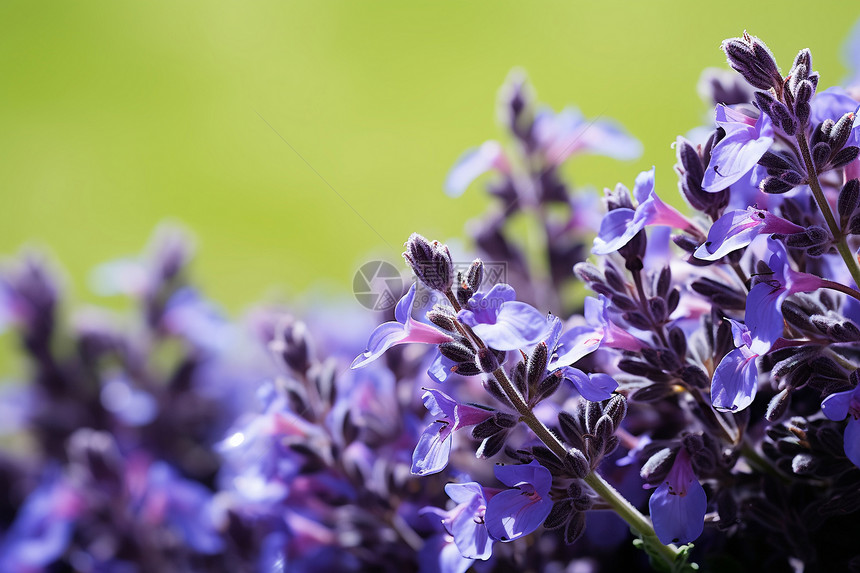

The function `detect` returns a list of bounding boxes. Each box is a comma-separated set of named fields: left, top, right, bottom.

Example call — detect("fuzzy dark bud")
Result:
left=476, top=348, right=500, bottom=373
left=839, top=179, right=860, bottom=220
left=544, top=500, right=574, bottom=530
left=830, top=112, right=856, bottom=152
left=427, top=307, right=458, bottom=332
left=849, top=214, right=860, bottom=235
left=812, top=142, right=831, bottom=169
left=472, top=417, right=505, bottom=440
left=831, top=146, right=860, bottom=171
left=527, top=342, right=548, bottom=386
left=603, top=394, right=627, bottom=428
left=532, top=371, right=563, bottom=404
left=402, top=233, right=454, bottom=292
left=564, top=448, right=590, bottom=478
left=640, top=447, right=676, bottom=483
left=721, top=32, right=782, bottom=91
left=760, top=176, right=795, bottom=194
left=465, top=258, right=484, bottom=292
left=766, top=388, right=792, bottom=421
left=564, top=512, right=587, bottom=545
left=439, top=340, right=476, bottom=363
left=791, top=453, right=817, bottom=475
left=476, top=433, right=506, bottom=459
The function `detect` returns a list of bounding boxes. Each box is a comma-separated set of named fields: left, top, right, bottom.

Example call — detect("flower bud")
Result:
left=721, top=32, right=783, bottom=91
left=402, top=233, right=454, bottom=292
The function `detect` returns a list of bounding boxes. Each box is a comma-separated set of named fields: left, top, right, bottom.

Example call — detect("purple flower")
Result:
left=744, top=238, right=825, bottom=349
left=0, top=470, right=82, bottom=571
left=457, top=284, right=547, bottom=351
left=711, top=319, right=769, bottom=412
left=352, top=283, right=453, bottom=369
left=694, top=207, right=804, bottom=261
left=417, top=534, right=474, bottom=573
left=592, top=168, right=693, bottom=255
left=533, top=106, right=643, bottom=165
left=821, top=385, right=860, bottom=468
left=485, top=460, right=553, bottom=542
left=424, top=482, right=495, bottom=560
left=845, top=19, right=860, bottom=86
left=539, top=316, right=618, bottom=401
left=702, top=105, right=774, bottom=192
left=444, top=141, right=508, bottom=197
left=550, top=295, right=644, bottom=368
left=809, top=87, right=860, bottom=126
left=411, top=389, right=494, bottom=476
left=648, top=448, right=707, bottom=545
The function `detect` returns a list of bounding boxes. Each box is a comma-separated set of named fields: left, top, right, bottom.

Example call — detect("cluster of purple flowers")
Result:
left=2, top=21, right=860, bottom=573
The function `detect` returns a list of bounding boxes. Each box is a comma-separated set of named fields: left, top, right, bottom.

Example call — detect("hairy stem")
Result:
left=488, top=363, right=683, bottom=568
left=796, top=131, right=860, bottom=288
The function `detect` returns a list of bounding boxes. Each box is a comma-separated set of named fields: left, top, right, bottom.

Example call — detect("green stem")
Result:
left=796, top=131, right=860, bottom=288
left=584, top=471, right=680, bottom=566
left=488, top=364, right=683, bottom=569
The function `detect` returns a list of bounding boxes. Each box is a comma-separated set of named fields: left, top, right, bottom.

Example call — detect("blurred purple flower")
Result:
left=694, top=207, right=804, bottom=261
left=485, top=460, right=553, bottom=542
left=457, top=284, right=547, bottom=351
left=702, top=105, right=774, bottom=192
left=821, top=385, right=860, bottom=468
left=648, top=448, right=707, bottom=545
left=0, top=469, right=82, bottom=572
left=533, top=106, right=643, bottom=165
left=445, top=141, right=509, bottom=197
left=592, top=168, right=693, bottom=255
left=424, top=482, right=496, bottom=560
left=352, top=283, right=453, bottom=368
left=411, top=389, right=494, bottom=476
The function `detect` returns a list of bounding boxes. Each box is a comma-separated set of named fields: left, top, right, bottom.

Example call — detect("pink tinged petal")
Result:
left=745, top=282, right=788, bottom=350
left=703, top=106, right=774, bottom=192
left=485, top=489, right=552, bottom=542
left=402, top=319, right=454, bottom=345
left=350, top=321, right=408, bottom=369
left=411, top=421, right=453, bottom=476
left=649, top=475, right=707, bottom=545
left=471, top=302, right=548, bottom=351
left=454, top=404, right=494, bottom=429
left=821, top=388, right=858, bottom=421
left=445, top=141, right=507, bottom=198
left=759, top=211, right=806, bottom=235
left=602, top=322, right=645, bottom=352
left=711, top=346, right=759, bottom=412
left=563, top=367, right=617, bottom=401
left=843, top=418, right=860, bottom=469
left=642, top=196, right=693, bottom=231
left=592, top=208, right=638, bottom=255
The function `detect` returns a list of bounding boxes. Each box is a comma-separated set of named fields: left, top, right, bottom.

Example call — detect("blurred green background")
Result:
left=0, top=0, right=857, bottom=312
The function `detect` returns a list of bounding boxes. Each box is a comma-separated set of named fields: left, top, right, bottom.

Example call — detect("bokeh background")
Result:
left=0, top=0, right=857, bottom=318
